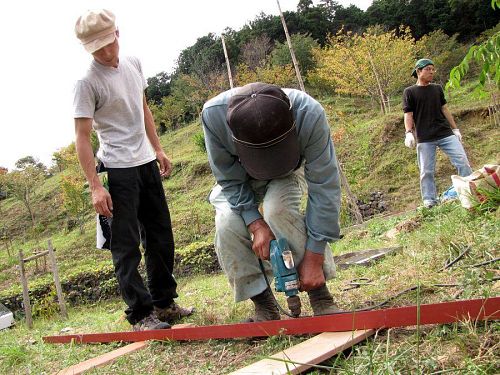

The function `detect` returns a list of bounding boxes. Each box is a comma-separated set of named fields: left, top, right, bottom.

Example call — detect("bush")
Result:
left=193, top=132, right=207, bottom=154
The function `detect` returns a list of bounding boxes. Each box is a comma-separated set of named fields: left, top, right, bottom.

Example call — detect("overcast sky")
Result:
left=0, top=0, right=372, bottom=171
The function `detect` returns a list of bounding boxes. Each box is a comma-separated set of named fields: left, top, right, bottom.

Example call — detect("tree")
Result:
left=52, top=143, right=80, bottom=173
left=271, top=33, right=320, bottom=75
left=241, top=35, right=273, bottom=70
left=446, top=14, right=500, bottom=90
left=235, top=63, right=297, bottom=88
left=329, top=4, right=368, bottom=34
left=3, top=166, right=45, bottom=227
left=146, top=72, right=171, bottom=105
left=448, top=0, right=500, bottom=41
left=0, top=168, right=8, bottom=212
left=415, top=30, right=468, bottom=84
left=310, top=27, right=416, bottom=113
left=15, top=155, right=47, bottom=175
left=365, top=0, right=497, bottom=40
left=175, top=33, right=226, bottom=88
left=295, top=1, right=332, bottom=45
left=60, top=173, right=91, bottom=234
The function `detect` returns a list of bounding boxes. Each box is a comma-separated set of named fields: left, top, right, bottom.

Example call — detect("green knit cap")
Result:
left=412, top=58, right=434, bottom=78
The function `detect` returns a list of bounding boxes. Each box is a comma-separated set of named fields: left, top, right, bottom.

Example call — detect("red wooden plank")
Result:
left=43, top=297, right=500, bottom=344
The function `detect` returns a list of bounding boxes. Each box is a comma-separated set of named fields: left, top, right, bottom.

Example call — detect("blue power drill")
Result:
left=270, top=238, right=302, bottom=317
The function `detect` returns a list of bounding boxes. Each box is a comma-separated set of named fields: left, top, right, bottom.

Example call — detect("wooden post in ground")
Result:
left=339, top=163, right=363, bottom=224
left=276, top=0, right=305, bottom=92
left=18, top=249, right=33, bottom=329
left=47, top=239, right=68, bottom=319
left=221, top=34, right=234, bottom=89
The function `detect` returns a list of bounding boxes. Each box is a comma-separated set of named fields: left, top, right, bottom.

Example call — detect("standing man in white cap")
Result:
left=202, top=82, right=341, bottom=321
left=73, top=9, right=193, bottom=331
left=403, top=58, right=473, bottom=208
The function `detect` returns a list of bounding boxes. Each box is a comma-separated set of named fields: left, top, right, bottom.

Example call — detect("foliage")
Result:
left=173, top=241, right=219, bottom=276
left=59, top=173, right=91, bottom=234
left=366, top=0, right=499, bottom=40
left=146, top=0, right=499, bottom=130
left=192, top=131, right=207, bottom=154
left=472, top=186, right=500, bottom=213
left=14, top=156, right=46, bottom=175
left=150, top=73, right=226, bottom=133
left=415, top=30, right=468, bottom=84
left=2, top=166, right=45, bottom=227
left=51, top=143, right=80, bottom=173
left=446, top=24, right=500, bottom=91
left=240, top=34, right=273, bottom=70
left=271, top=33, right=319, bottom=75
left=175, top=33, right=226, bottom=87
left=310, top=26, right=416, bottom=112
left=235, top=63, right=297, bottom=88
left=146, top=71, right=171, bottom=105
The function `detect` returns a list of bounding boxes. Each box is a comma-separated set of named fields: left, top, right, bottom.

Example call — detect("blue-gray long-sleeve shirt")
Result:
left=201, top=88, right=341, bottom=254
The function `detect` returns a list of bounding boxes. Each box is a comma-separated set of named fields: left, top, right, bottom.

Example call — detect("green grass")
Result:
left=1, top=202, right=498, bottom=374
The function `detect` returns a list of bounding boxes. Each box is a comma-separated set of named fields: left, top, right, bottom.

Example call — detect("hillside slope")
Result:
left=0, top=87, right=497, bottom=299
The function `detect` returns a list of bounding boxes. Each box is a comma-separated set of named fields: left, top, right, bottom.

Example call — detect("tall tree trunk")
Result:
left=23, top=191, right=35, bottom=227
left=367, top=50, right=386, bottom=114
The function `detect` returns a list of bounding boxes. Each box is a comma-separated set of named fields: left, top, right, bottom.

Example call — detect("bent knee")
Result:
left=215, top=210, right=247, bottom=236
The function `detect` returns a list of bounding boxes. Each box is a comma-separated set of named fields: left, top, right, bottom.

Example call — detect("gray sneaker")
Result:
left=133, top=312, right=171, bottom=331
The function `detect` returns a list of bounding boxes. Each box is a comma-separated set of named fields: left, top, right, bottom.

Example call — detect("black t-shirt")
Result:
left=402, top=83, right=454, bottom=143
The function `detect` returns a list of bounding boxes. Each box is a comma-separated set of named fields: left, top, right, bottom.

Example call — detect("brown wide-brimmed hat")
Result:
left=226, top=82, right=300, bottom=180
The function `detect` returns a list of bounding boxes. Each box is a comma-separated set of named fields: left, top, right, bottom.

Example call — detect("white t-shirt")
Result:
left=73, top=56, right=155, bottom=168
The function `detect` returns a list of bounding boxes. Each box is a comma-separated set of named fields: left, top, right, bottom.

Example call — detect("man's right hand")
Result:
left=92, top=184, right=113, bottom=217
left=404, top=132, right=416, bottom=148
left=248, top=219, right=275, bottom=260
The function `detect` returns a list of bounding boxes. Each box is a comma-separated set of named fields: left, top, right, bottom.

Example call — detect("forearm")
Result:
left=75, top=123, right=100, bottom=190
left=442, top=106, right=457, bottom=129
left=404, top=112, right=414, bottom=132
left=76, top=136, right=101, bottom=190
left=303, top=118, right=341, bottom=253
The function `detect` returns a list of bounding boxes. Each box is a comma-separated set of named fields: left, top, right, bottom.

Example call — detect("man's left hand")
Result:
left=297, top=250, right=326, bottom=291
left=156, top=150, right=172, bottom=177
left=452, top=129, right=462, bottom=142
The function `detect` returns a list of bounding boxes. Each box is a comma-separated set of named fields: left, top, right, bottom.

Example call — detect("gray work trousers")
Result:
left=209, top=170, right=336, bottom=302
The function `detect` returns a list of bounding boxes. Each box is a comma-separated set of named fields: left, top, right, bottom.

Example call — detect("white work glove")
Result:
left=452, top=128, right=462, bottom=142
left=404, top=132, right=415, bottom=148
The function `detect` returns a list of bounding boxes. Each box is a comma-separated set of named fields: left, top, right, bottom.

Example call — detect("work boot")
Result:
left=154, top=302, right=195, bottom=324
left=133, top=312, right=171, bottom=331
left=247, top=287, right=280, bottom=322
left=307, top=285, right=341, bottom=316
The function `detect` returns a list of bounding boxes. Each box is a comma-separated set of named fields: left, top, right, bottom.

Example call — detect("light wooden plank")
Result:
left=230, top=329, right=375, bottom=375
left=56, top=341, right=148, bottom=375
left=55, top=323, right=196, bottom=374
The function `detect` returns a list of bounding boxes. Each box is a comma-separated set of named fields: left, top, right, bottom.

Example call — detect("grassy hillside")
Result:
left=0, top=85, right=498, bottom=373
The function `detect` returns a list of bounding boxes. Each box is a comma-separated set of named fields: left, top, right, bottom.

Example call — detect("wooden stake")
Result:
left=221, top=34, right=234, bottom=89
left=47, top=239, right=68, bottom=319
left=338, top=163, right=363, bottom=224
left=18, top=249, right=33, bottom=329
left=276, top=0, right=305, bottom=92
left=367, top=50, right=386, bottom=114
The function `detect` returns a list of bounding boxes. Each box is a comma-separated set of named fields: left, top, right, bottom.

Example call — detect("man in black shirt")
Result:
left=402, top=58, right=472, bottom=208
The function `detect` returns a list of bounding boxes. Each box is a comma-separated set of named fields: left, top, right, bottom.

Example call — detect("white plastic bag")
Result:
left=451, top=164, right=500, bottom=209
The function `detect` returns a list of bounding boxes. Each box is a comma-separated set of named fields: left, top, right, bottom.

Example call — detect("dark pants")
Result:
left=107, top=160, right=178, bottom=324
